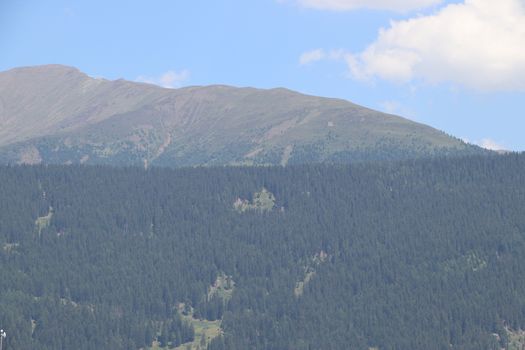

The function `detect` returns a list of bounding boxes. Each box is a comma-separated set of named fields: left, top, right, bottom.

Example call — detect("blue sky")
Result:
left=1, top=0, right=524, bottom=150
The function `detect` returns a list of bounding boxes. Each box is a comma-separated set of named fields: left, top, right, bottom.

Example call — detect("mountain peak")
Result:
left=5, top=64, right=85, bottom=77
left=0, top=65, right=485, bottom=166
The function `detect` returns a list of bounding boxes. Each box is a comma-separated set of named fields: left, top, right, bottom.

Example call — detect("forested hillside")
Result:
left=1, top=154, right=525, bottom=349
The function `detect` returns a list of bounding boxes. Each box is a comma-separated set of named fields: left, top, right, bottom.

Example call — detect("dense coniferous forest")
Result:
left=1, top=154, right=525, bottom=349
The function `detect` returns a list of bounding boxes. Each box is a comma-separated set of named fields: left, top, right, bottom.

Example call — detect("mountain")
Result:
left=0, top=65, right=483, bottom=167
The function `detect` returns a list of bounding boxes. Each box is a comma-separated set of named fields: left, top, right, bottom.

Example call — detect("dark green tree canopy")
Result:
left=0, top=154, right=524, bottom=349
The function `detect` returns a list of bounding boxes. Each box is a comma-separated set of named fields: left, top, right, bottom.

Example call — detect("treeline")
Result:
left=0, top=154, right=524, bottom=349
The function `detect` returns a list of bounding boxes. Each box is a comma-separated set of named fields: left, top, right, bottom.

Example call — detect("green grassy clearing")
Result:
left=507, top=328, right=525, bottom=350
left=35, top=207, right=53, bottom=234
left=149, top=316, right=221, bottom=350
left=208, top=273, right=235, bottom=302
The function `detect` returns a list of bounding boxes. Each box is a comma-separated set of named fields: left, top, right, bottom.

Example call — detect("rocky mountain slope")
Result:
left=0, top=65, right=483, bottom=167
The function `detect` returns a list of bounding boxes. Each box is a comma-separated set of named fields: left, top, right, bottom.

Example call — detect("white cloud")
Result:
left=463, top=137, right=509, bottom=151
left=299, top=49, right=327, bottom=65
left=136, top=69, right=190, bottom=89
left=299, top=48, right=346, bottom=65
left=478, top=138, right=507, bottom=151
left=380, top=100, right=400, bottom=114
left=378, top=100, right=417, bottom=119
left=346, top=0, right=525, bottom=90
left=294, top=0, right=442, bottom=12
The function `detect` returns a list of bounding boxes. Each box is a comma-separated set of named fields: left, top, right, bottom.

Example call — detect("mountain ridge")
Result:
left=0, top=65, right=485, bottom=167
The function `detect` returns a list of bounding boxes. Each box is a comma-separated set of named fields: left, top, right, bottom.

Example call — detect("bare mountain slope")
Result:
left=0, top=65, right=483, bottom=166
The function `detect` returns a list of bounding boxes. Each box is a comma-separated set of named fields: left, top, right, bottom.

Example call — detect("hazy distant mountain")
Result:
left=0, top=65, right=483, bottom=167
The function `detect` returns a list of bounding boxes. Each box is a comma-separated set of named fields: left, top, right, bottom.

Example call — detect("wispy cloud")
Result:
left=299, top=49, right=345, bottom=65
left=289, top=0, right=442, bottom=12
left=477, top=138, right=507, bottom=151
left=136, top=69, right=190, bottom=89
left=379, top=100, right=416, bottom=119
left=462, top=137, right=509, bottom=151
left=299, top=49, right=326, bottom=65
